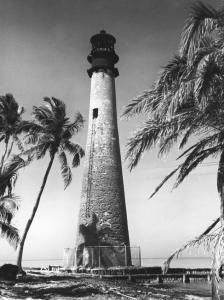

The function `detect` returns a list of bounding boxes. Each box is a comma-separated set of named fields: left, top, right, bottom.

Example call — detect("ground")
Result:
left=0, top=271, right=223, bottom=299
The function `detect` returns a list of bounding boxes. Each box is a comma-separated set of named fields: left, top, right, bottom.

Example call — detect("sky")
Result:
left=0, top=0, right=222, bottom=267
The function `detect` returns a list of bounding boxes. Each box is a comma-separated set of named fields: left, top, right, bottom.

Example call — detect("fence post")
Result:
left=98, top=246, right=101, bottom=268
left=91, top=247, right=94, bottom=267
left=124, top=245, right=127, bottom=267
left=73, top=248, right=75, bottom=268
left=139, top=246, right=141, bottom=267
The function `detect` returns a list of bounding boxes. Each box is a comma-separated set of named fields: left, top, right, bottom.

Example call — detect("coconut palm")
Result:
left=0, top=94, right=24, bottom=170
left=16, top=97, right=85, bottom=272
left=123, top=2, right=224, bottom=298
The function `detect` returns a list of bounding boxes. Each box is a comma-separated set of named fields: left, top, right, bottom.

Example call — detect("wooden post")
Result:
left=98, top=246, right=101, bottom=268
left=124, top=245, right=127, bottom=267
left=73, top=248, right=75, bottom=268
left=183, top=274, right=190, bottom=283
left=139, top=246, right=141, bottom=267
left=91, top=247, right=94, bottom=267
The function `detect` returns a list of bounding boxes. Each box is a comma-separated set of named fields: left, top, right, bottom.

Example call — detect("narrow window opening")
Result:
left=93, top=108, right=98, bottom=119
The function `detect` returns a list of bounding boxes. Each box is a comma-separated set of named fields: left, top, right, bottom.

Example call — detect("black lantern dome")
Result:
left=87, top=30, right=119, bottom=77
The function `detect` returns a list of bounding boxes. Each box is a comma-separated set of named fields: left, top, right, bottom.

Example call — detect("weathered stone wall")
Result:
left=76, top=70, right=130, bottom=257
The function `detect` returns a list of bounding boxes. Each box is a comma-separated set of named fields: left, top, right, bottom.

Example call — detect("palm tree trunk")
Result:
left=17, top=153, right=55, bottom=273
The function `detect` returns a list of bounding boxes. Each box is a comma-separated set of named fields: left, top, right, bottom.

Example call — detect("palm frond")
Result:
left=16, top=120, right=43, bottom=135
left=44, top=97, right=66, bottom=121
left=72, top=150, right=84, bottom=168
left=22, top=143, right=50, bottom=161
left=153, top=56, right=188, bottom=117
left=0, top=155, right=28, bottom=196
left=186, top=44, right=215, bottom=80
left=175, top=145, right=221, bottom=187
left=123, top=56, right=188, bottom=120
left=180, top=1, right=219, bottom=58
left=63, top=112, right=84, bottom=139
left=58, top=151, right=72, bottom=189
left=126, top=118, right=187, bottom=170
left=33, top=106, right=55, bottom=127
left=157, top=55, right=187, bottom=90
left=177, top=132, right=220, bottom=160
left=179, top=124, right=197, bottom=149
left=164, top=217, right=220, bottom=273
left=36, top=143, right=51, bottom=160
left=0, top=195, right=19, bottom=223
left=126, top=123, right=158, bottom=170
left=0, top=204, right=13, bottom=223
left=158, top=132, right=179, bottom=156
left=194, top=54, right=221, bottom=109
left=0, top=194, right=19, bottom=211
left=121, top=90, right=155, bottom=119
left=0, top=221, right=19, bottom=248
left=24, top=131, right=40, bottom=145
left=63, top=141, right=85, bottom=158
left=149, top=166, right=181, bottom=199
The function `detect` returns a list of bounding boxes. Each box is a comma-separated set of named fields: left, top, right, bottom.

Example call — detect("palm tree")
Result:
left=0, top=94, right=24, bottom=170
left=123, top=2, right=224, bottom=298
left=0, top=156, right=27, bottom=248
left=16, top=97, right=85, bottom=272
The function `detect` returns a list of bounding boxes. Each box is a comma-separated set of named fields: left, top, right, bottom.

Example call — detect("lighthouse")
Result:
left=76, top=30, right=131, bottom=267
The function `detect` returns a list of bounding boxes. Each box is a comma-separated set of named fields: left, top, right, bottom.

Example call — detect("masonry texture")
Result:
left=76, top=69, right=130, bottom=245
left=76, top=31, right=131, bottom=267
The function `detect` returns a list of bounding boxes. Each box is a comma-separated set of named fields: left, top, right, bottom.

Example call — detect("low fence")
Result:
left=63, top=246, right=141, bottom=269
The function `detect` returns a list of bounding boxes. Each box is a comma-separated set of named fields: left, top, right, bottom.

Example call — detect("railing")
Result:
left=63, top=246, right=141, bottom=269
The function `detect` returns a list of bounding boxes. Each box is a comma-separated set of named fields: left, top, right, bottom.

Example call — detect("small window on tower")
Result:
left=93, top=108, right=98, bottom=119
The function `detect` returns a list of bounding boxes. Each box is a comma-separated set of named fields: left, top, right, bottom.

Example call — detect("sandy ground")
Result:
left=0, top=271, right=224, bottom=299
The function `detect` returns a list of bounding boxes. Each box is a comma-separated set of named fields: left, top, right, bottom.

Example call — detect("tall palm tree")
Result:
left=123, top=2, right=224, bottom=298
left=16, top=97, right=85, bottom=272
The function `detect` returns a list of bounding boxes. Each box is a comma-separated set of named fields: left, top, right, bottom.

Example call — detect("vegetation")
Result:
left=0, top=95, right=26, bottom=248
left=123, top=2, right=224, bottom=298
left=16, top=97, right=85, bottom=272
left=0, top=156, right=30, bottom=248
left=0, top=94, right=24, bottom=170
left=0, top=94, right=85, bottom=275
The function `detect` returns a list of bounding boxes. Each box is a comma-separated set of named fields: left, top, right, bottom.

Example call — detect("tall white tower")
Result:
left=76, top=30, right=131, bottom=267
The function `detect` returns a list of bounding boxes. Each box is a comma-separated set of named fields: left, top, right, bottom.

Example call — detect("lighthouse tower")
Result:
left=76, top=30, right=131, bottom=267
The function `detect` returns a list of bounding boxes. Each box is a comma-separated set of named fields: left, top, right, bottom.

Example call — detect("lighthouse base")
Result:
left=76, top=245, right=131, bottom=268
left=63, top=246, right=141, bottom=270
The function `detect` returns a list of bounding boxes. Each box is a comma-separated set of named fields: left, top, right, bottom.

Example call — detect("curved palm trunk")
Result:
left=17, top=153, right=55, bottom=272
